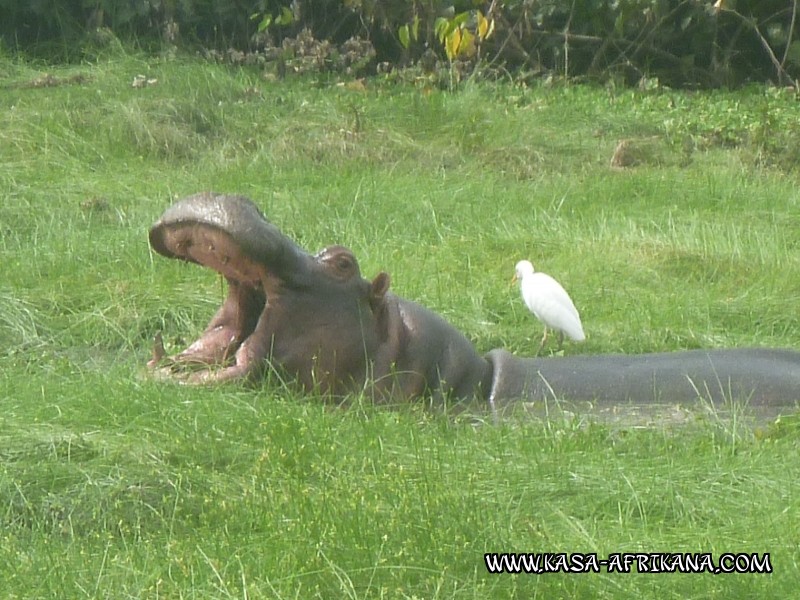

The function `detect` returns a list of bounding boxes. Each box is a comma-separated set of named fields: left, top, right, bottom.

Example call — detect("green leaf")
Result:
left=257, top=14, right=273, bottom=33
left=435, top=17, right=449, bottom=43
left=276, top=6, right=294, bottom=26
left=399, top=24, right=410, bottom=49
left=451, top=11, right=470, bottom=28
left=458, top=28, right=476, bottom=58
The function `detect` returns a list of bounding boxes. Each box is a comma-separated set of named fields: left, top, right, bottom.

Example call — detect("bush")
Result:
left=2, top=0, right=798, bottom=87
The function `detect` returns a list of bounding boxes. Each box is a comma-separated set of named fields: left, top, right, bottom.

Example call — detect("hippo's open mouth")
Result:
left=147, top=195, right=286, bottom=383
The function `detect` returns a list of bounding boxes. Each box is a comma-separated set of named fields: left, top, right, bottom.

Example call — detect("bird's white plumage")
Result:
left=514, top=260, right=585, bottom=344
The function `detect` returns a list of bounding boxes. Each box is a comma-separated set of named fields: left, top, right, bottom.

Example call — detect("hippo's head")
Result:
left=148, top=192, right=391, bottom=394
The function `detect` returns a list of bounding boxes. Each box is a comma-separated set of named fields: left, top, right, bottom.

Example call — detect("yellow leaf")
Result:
left=477, top=12, right=495, bottom=41
left=445, top=28, right=462, bottom=61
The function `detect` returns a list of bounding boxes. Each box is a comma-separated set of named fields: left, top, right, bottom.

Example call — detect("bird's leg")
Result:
left=536, top=326, right=549, bottom=356
left=556, top=331, right=565, bottom=352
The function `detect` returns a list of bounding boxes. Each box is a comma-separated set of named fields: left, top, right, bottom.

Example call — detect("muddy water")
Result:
left=492, top=398, right=796, bottom=429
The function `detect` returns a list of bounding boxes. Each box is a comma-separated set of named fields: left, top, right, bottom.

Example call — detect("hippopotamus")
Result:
left=147, top=193, right=800, bottom=416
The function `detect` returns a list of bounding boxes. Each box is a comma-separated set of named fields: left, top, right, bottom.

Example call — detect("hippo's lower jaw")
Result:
left=147, top=277, right=268, bottom=384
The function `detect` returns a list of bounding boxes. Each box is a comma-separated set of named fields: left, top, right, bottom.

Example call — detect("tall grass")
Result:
left=1, top=51, right=799, bottom=597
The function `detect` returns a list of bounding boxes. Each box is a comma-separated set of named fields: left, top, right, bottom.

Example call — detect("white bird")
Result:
left=512, top=260, right=585, bottom=354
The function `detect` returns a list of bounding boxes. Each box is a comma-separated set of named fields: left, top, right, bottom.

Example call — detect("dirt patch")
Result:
left=15, top=73, right=91, bottom=89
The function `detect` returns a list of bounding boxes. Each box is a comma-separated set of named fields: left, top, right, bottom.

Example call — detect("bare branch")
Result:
left=780, top=0, right=798, bottom=71
left=718, top=6, right=794, bottom=85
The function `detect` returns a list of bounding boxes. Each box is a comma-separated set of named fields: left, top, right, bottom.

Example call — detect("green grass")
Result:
left=1, top=49, right=800, bottom=597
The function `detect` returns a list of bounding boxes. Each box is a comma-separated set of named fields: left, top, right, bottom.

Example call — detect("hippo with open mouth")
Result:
left=148, top=193, right=800, bottom=416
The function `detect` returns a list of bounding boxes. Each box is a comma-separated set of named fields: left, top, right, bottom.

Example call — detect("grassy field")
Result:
left=2, top=48, right=800, bottom=598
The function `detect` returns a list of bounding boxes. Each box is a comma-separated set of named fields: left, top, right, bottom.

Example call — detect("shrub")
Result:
left=2, top=0, right=798, bottom=87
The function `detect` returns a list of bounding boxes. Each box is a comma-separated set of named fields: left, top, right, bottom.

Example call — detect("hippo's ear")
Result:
left=369, top=272, right=390, bottom=311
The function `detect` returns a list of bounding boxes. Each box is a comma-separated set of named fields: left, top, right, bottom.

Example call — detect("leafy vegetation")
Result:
left=1, top=51, right=800, bottom=597
left=2, top=0, right=799, bottom=86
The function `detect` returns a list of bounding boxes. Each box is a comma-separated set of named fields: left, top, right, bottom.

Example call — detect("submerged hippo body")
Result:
left=148, top=193, right=800, bottom=414
left=485, top=348, right=800, bottom=414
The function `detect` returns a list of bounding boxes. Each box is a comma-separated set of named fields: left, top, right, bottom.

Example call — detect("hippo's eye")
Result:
left=316, top=246, right=358, bottom=279
left=335, top=256, right=353, bottom=272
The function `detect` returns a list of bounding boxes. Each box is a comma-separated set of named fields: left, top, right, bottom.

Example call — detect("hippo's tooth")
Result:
left=151, top=331, right=166, bottom=363
left=220, top=335, right=237, bottom=363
